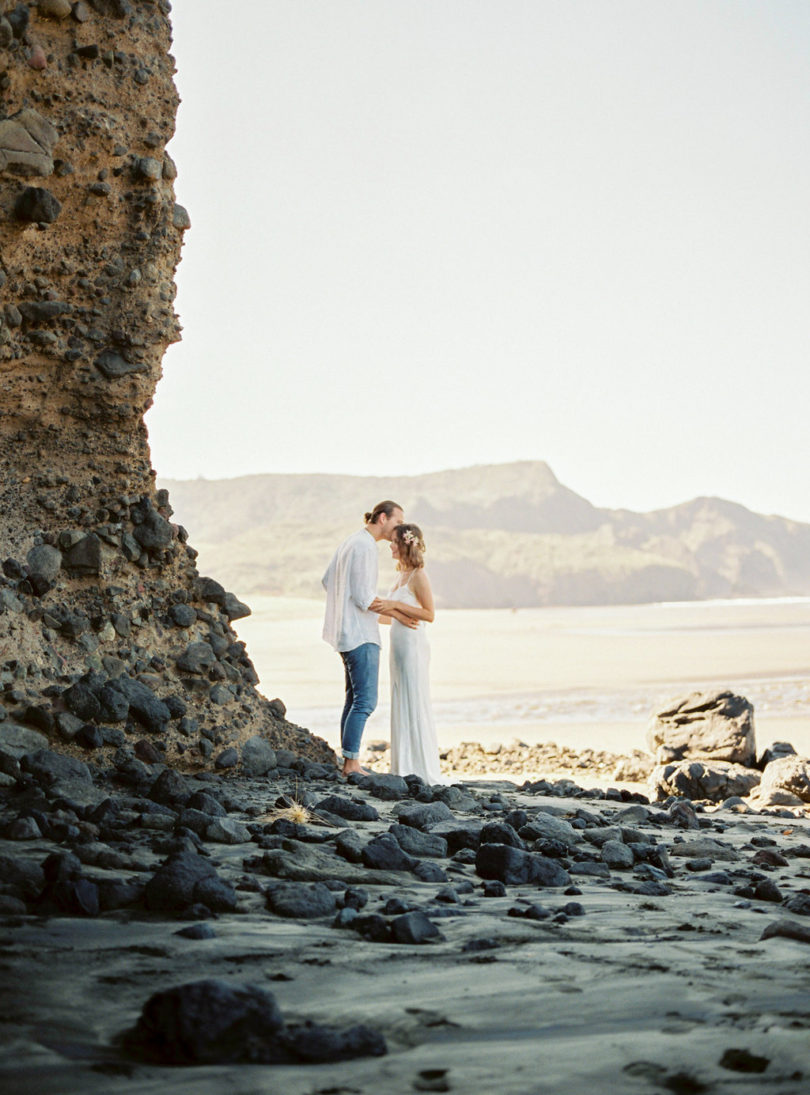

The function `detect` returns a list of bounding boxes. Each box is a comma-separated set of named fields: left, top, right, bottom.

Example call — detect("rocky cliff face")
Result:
left=0, top=1, right=332, bottom=769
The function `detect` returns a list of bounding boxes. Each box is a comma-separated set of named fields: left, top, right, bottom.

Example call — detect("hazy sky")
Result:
left=147, top=1, right=810, bottom=522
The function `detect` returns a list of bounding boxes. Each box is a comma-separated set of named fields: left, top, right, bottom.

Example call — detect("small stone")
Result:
left=316, top=795, right=379, bottom=822
left=223, top=592, right=250, bottom=620
left=476, top=844, right=571, bottom=887
left=95, top=350, right=146, bottom=379
left=214, top=748, right=238, bottom=770
left=718, top=1048, right=770, bottom=1074
left=15, top=187, right=61, bottom=223
left=39, top=0, right=73, bottom=16
left=62, top=533, right=102, bottom=575
left=27, top=44, right=48, bottom=71
left=361, top=833, right=418, bottom=873
left=169, top=603, right=196, bottom=628
left=389, top=824, right=447, bottom=858
left=6, top=816, right=43, bottom=841
left=26, top=544, right=62, bottom=582
left=412, top=861, right=448, bottom=883
left=175, top=923, right=217, bottom=940
left=390, top=910, right=441, bottom=944
left=76, top=724, right=104, bottom=749
left=240, top=735, right=277, bottom=777
left=172, top=203, right=191, bottom=230
left=137, top=156, right=162, bottom=181
left=601, top=840, right=635, bottom=869
left=114, top=677, right=170, bottom=733
left=72, top=2, right=91, bottom=22
left=144, top=851, right=217, bottom=912
left=206, top=817, right=251, bottom=844
left=267, top=882, right=337, bottom=919
left=18, top=301, right=71, bottom=322
left=177, top=641, right=216, bottom=674
left=7, top=5, right=29, bottom=37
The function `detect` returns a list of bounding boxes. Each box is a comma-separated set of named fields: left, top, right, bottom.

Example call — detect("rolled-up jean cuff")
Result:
left=342, top=749, right=360, bottom=760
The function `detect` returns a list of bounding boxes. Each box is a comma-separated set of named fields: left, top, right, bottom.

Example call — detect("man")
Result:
left=322, top=500, right=404, bottom=776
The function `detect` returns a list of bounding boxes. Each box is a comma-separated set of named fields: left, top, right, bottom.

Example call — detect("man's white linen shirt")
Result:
left=322, top=529, right=381, bottom=652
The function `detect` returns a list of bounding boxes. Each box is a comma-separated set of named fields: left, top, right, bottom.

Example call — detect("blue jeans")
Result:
left=339, top=643, right=380, bottom=759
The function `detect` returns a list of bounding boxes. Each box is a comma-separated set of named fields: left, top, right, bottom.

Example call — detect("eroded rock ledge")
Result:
left=0, top=1, right=332, bottom=770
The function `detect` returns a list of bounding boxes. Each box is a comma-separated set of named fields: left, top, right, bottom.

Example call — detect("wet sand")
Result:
left=1, top=770, right=809, bottom=1095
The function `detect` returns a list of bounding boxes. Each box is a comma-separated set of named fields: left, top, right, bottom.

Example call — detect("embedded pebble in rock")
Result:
left=39, top=0, right=73, bottom=16
left=27, top=44, right=48, bottom=70
left=240, top=735, right=277, bottom=777
left=15, top=185, right=61, bottom=222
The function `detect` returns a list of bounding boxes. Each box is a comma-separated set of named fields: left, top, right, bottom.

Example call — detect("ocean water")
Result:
left=234, top=597, right=810, bottom=758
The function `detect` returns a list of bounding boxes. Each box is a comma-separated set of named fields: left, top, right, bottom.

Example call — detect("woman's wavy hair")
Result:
left=393, top=522, right=426, bottom=570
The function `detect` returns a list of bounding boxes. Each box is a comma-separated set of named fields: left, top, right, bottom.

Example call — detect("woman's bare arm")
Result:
left=370, top=570, right=435, bottom=623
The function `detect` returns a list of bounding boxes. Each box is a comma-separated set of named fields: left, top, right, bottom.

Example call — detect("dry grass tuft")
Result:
left=257, top=785, right=327, bottom=827
left=262, top=800, right=313, bottom=825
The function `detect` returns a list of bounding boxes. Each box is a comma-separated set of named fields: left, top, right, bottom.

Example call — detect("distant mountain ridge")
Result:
left=159, top=462, right=810, bottom=608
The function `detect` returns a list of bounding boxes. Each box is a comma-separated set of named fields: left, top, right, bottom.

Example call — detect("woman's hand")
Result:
left=392, top=610, right=420, bottom=629
left=369, top=597, right=395, bottom=614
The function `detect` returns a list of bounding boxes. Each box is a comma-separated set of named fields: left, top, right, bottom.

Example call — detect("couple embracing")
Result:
left=322, top=500, right=444, bottom=784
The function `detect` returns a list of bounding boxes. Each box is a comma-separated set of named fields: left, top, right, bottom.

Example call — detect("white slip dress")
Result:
left=388, top=576, right=446, bottom=785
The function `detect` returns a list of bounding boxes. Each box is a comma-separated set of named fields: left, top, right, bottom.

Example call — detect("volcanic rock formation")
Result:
left=0, top=0, right=332, bottom=770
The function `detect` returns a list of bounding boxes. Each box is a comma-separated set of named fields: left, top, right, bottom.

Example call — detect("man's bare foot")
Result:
left=341, top=759, right=369, bottom=777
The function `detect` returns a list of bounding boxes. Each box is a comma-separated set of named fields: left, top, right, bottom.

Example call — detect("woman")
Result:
left=370, top=524, right=445, bottom=785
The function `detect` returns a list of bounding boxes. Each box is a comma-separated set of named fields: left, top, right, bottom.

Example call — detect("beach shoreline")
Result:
left=235, top=597, right=810, bottom=766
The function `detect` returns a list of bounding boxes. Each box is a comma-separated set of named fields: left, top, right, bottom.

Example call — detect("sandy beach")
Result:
left=236, top=597, right=810, bottom=762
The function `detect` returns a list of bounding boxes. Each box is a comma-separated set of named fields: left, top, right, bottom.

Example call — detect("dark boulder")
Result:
left=240, top=735, right=277, bottom=777
left=266, top=882, right=337, bottom=919
left=394, top=801, right=454, bottom=830
left=144, top=851, right=227, bottom=913
left=127, top=979, right=285, bottom=1064
left=389, top=823, right=448, bottom=858
left=127, top=979, right=386, bottom=1064
left=114, top=676, right=170, bottom=733
left=361, top=833, right=418, bottom=873
left=390, top=910, right=441, bottom=944
left=148, top=768, right=191, bottom=806
left=21, top=749, right=91, bottom=787
left=316, top=795, right=379, bottom=822
left=480, top=820, right=526, bottom=849
left=475, top=844, right=571, bottom=887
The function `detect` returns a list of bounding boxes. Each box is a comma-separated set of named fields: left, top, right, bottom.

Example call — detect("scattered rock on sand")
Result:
left=755, top=755, right=810, bottom=803
left=476, top=843, right=571, bottom=886
left=647, top=690, right=756, bottom=765
left=650, top=759, right=761, bottom=802
left=126, top=978, right=386, bottom=1064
